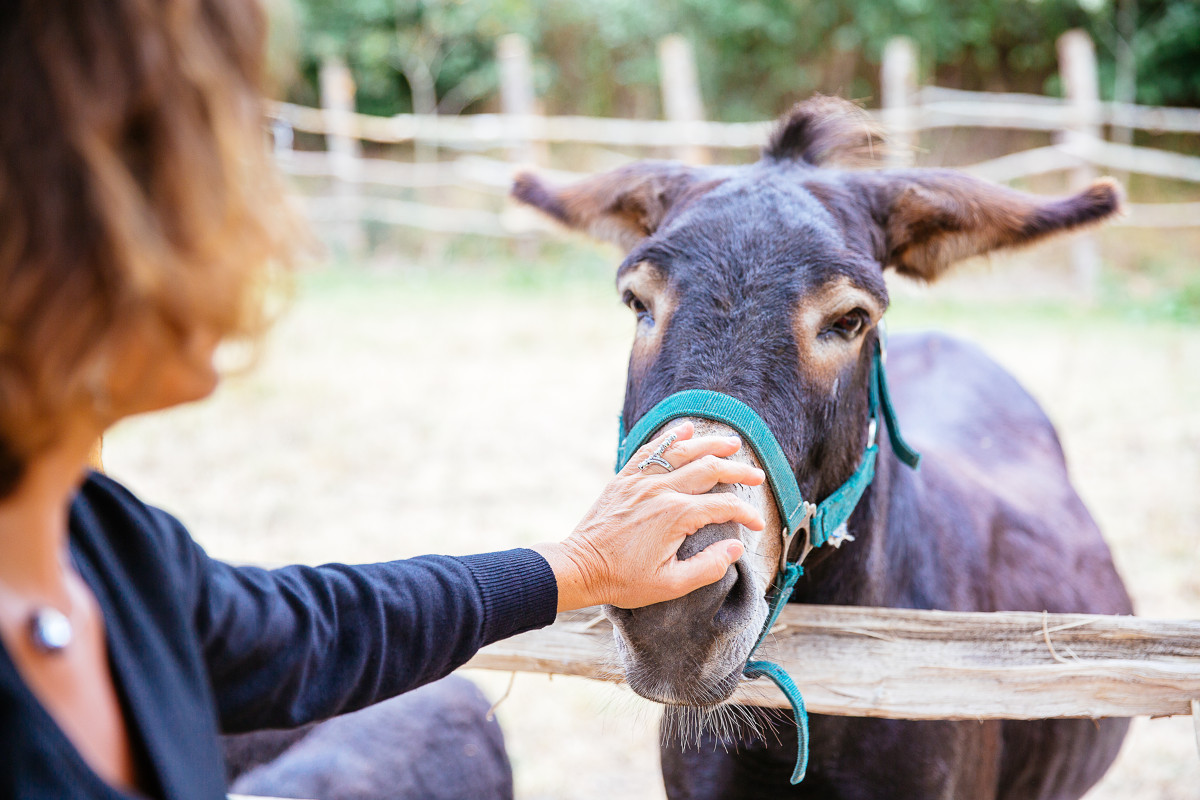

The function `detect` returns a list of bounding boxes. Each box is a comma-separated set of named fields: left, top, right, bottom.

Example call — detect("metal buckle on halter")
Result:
left=779, top=501, right=817, bottom=573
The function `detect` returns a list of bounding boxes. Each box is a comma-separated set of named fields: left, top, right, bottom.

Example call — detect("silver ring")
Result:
left=637, top=433, right=678, bottom=472
left=638, top=454, right=675, bottom=472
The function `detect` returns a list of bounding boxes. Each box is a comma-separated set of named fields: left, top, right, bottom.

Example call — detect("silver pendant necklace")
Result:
left=0, top=569, right=75, bottom=656
left=28, top=606, right=73, bottom=654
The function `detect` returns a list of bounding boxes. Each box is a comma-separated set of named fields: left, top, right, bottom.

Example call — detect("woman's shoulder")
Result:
left=76, top=470, right=156, bottom=516
left=75, top=471, right=187, bottom=532
left=70, top=471, right=199, bottom=585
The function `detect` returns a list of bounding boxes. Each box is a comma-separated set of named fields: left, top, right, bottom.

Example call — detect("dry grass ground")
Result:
left=102, top=260, right=1199, bottom=799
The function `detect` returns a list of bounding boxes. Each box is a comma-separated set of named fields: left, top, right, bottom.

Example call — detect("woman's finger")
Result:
left=624, top=426, right=747, bottom=478
left=664, top=538, right=745, bottom=597
left=674, top=492, right=765, bottom=533
left=658, top=453, right=765, bottom=495
left=643, top=433, right=744, bottom=471
left=618, top=422, right=694, bottom=477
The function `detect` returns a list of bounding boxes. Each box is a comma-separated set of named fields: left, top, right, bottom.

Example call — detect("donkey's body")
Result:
left=514, top=96, right=1131, bottom=799
left=661, top=332, right=1131, bottom=799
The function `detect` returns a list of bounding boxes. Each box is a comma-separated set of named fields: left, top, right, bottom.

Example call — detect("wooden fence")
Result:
left=225, top=606, right=1200, bottom=797
left=274, top=102, right=1199, bottom=232
left=270, top=29, right=1200, bottom=267
left=466, top=606, right=1200, bottom=733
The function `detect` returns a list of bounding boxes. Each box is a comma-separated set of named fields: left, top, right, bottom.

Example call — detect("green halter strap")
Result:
left=615, top=332, right=920, bottom=784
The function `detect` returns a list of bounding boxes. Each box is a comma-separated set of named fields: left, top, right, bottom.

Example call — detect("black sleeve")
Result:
left=154, top=509, right=558, bottom=734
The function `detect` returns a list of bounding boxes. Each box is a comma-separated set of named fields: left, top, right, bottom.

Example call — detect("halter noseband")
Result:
left=614, top=323, right=920, bottom=784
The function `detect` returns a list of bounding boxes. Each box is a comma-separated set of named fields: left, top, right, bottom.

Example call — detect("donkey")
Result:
left=223, top=675, right=513, bottom=800
left=513, top=96, right=1133, bottom=799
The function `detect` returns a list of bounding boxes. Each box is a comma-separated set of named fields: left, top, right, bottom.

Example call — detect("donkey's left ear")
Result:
left=511, top=161, right=709, bottom=251
left=853, top=171, right=1123, bottom=281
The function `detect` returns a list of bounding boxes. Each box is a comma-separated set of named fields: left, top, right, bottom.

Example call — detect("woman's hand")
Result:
left=533, top=422, right=766, bottom=612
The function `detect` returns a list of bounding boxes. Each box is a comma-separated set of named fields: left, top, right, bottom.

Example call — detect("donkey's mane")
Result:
left=763, top=95, right=887, bottom=167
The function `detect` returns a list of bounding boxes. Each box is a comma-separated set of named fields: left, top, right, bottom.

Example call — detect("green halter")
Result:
left=615, top=327, right=920, bottom=784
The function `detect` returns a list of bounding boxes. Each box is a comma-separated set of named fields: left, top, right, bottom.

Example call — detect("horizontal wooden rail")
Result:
left=270, top=98, right=1200, bottom=148
left=271, top=102, right=772, bottom=149
left=916, top=86, right=1200, bottom=134
left=277, top=152, right=585, bottom=192
left=464, top=605, right=1200, bottom=721
left=961, top=141, right=1200, bottom=188
left=300, top=196, right=513, bottom=237
left=1120, top=201, right=1200, bottom=228
left=1061, top=138, right=1200, bottom=183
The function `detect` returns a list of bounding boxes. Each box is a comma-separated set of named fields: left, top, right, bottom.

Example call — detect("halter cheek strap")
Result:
left=615, top=332, right=919, bottom=784
left=616, top=338, right=918, bottom=565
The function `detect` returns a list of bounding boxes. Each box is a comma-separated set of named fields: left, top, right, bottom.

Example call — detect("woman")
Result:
left=0, top=2, right=764, bottom=798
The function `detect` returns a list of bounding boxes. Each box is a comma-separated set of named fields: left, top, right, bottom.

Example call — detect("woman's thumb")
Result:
left=674, top=539, right=743, bottom=594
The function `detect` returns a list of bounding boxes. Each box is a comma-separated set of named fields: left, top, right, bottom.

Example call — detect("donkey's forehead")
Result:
left=673, top=167, right=844, bottom=244
left=618, top=168, right=886, bottom=305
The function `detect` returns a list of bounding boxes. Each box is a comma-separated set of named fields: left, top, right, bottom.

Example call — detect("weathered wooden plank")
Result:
left=957, top=135, right=1200, bottom=191
left=1118, top=201, right=1200, bottom=229
left=1060, top=138, right=1200, bottom=184
left=269, top=102, right=774, bottom=149
left=1057, top=29, right=1103, bottom=297
left=497, top=34, right=540, bottom=165
left=658, top=35, right=709, bottom=164
left=916, top=86, right=1200, bottom=134
left=269, top=94, right=1200, bottom=148
left=464, top=606, right=1200, bottom=720
left=881, top=37, right=918, bottom=167
left=299, top=196, right=510, bottom=237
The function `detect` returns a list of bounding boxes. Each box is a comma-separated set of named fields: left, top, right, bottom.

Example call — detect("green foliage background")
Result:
left=274, top=0, right=1200, bottom=119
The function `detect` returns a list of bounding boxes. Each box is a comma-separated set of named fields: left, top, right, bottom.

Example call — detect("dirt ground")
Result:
left=102, top=261, right=1200, bottom=799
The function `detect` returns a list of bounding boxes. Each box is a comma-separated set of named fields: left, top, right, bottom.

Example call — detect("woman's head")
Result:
left=0, top=0, right=298, bottom=496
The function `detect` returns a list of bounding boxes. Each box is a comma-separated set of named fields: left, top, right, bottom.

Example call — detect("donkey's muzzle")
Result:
left=606, top=518, right=764, bottom=705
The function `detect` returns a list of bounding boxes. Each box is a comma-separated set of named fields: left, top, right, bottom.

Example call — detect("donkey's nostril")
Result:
left=712, top=558, right=753, bottom=628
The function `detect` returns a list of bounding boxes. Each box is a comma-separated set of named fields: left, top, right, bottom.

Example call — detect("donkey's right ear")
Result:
left=511, top=161, right=707, bottom=251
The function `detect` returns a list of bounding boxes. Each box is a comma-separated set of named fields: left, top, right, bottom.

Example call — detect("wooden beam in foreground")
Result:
left=464, top=606, right=1200, bottom=721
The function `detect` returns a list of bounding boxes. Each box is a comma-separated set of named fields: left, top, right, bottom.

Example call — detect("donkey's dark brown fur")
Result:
left=514, top=96, right=1131, bottom=800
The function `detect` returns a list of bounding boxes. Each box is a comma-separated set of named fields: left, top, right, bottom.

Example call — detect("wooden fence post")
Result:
left=1112, top=0, right=1138, bottom=149
left=1057, top=30, right=1102, bottom=300
left=498, top=34, right=540, bottom=165
left=497, top=34, right=542, bottom=258
left=881, top=37, right=918, bottom=167
left=658, top=35, right=708, bottom=164
left=318, top=55, right=366, bottom=259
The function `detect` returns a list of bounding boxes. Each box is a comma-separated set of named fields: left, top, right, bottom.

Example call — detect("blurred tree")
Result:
left=1130, top=1, right=1200, bottom=106
left=276, top=0, right=1200, bottom=118
left=284, top=0, right=536, bottom=116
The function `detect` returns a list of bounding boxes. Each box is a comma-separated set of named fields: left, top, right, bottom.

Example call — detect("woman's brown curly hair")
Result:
left=0, top=0, right=301, bottom=496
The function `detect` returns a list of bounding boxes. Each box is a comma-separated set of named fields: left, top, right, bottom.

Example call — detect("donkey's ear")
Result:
left=858, top=171, right=1123, bottom=281
left=511, top=161, right=705, bottom=251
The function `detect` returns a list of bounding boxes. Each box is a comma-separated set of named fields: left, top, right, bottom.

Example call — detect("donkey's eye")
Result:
left=826, top=310, right=867, bottom=339
left=622, top=291, right=653, bottom=323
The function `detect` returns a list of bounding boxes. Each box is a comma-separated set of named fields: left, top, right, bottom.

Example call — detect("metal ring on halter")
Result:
left=637, top=432, right=678, bottom=472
